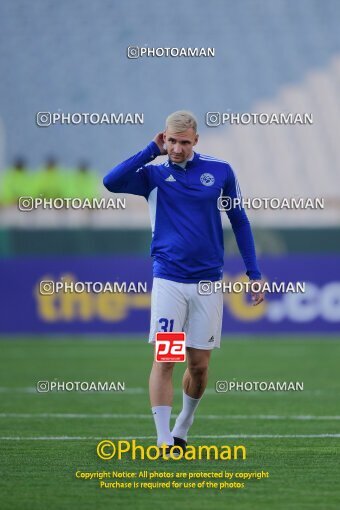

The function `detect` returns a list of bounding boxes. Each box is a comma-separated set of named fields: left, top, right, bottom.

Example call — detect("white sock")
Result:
left=152, top=406, right=174, bottom=447
left=171, top=392, right=201, bottom=441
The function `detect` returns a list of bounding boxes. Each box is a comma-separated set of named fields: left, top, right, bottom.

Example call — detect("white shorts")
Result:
left=149, top=277, right=223, bottom=350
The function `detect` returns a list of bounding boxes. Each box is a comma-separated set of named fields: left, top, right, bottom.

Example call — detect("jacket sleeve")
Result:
left=223, top=165, right=261, bottom=280
left=103, top=141, right=160, bottom=198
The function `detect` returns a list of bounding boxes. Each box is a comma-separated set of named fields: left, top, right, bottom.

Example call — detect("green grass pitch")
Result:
left=0, top=336, right=339, bottom=510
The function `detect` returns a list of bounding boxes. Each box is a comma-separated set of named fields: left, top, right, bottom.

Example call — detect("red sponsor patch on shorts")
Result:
left=155, top=332, right=186, bottom=362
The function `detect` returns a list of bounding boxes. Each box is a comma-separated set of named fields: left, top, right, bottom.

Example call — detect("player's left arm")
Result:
left=223, top=165, right=265, bottom=306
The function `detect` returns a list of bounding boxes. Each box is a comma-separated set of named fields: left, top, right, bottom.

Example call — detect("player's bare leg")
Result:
left=149, top=359, right=175, bottom=405
left=149, top=360, right=175, bottom=446
left=183, top=347, right=211, bottom=398
left=171, top=347, right=211, bottom=442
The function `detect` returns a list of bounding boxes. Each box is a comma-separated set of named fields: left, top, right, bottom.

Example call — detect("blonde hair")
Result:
left=165, top=110, right=198, bottom=133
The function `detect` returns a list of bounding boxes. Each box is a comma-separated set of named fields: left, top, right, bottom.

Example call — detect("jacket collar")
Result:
left=168, top=151, right=199, bottom=170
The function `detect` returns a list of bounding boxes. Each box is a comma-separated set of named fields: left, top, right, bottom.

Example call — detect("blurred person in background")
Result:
left=35, top=156, right=68, bottom=199
left=66, top=161, right=99, bottom=200
left=0, top=157, right=32, bottom=206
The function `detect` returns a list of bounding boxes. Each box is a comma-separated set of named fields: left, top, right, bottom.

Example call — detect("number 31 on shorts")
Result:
left=158, top=318, right=174, bottom=332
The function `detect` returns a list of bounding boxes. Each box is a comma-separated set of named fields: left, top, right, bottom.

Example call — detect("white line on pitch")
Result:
left=0, top=387, right=142, bottom=394
left=0, top=387, right=330, bottom=396
left=1, top=413, right=340, bottom=421
left=0, top=434, right=340, bottom=441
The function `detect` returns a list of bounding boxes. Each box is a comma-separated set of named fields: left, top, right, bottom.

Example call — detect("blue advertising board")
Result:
left=1, top=255, right=339, bottom=333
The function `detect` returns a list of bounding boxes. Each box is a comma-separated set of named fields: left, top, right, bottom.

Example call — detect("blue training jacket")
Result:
left=103, top=141, right=261, bottom=283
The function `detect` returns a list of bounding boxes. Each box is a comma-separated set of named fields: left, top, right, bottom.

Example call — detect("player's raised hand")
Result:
left=250, top=279, right=265, bottom=306
left=153, top=132, right=167, bottom=155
